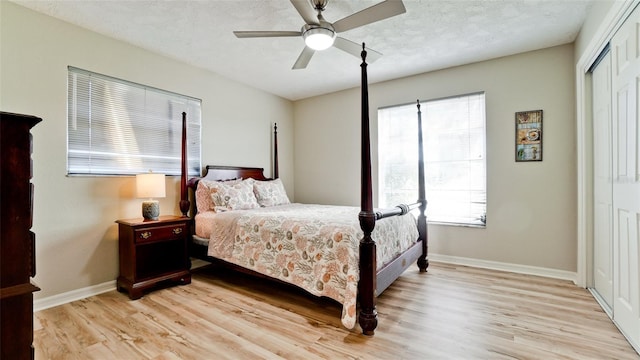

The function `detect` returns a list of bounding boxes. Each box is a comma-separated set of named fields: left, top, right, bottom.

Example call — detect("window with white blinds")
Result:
left=67, top=66, right=201, bottom=176
left=378, top=92, right=487, bottom=226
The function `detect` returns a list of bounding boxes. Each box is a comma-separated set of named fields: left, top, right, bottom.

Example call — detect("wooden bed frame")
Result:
left=179, top=46, right=428, bottom=335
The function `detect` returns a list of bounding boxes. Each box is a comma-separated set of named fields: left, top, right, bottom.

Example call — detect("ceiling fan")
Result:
left=233, top=0, right=406, bottom=69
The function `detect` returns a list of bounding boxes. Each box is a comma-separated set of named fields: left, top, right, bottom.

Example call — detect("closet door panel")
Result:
left=592, top=51, right=613, bottom=308
left=611, top=4, right=640, bottom=346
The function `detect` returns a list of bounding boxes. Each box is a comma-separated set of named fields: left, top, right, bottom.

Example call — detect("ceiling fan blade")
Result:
left=234, top=30, right=301, bottom=38
left=292, top=46, right=315, bottom=70
left=332, top=0, right=406, bottom=33
left=334, top=37, right=382, bottom=63
left=290, top=0, right=318, bottom=25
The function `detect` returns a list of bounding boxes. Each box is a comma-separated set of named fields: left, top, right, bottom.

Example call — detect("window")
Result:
left=378, top=92, right=486, bottom=226
left=67, top=67, right=201, bottom=176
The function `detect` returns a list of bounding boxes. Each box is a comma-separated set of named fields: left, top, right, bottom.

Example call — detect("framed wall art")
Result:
left=515, top=110, right=542, bottom=162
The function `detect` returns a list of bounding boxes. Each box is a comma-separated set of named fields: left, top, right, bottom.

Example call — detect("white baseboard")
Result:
left=34, top=258, right=212, bottom=312
left=429, top=253, right=578, bottom=284
left=34, top=280, right=116, bottom=312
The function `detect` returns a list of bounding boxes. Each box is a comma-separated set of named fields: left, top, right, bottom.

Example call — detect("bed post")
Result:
left=273, top=123, right=279, bottom=179
left=179, top=111, right=190, bottom=217
left=415, top=101, right=429, bottom=271
left=358, top=43, right=377, bottom=336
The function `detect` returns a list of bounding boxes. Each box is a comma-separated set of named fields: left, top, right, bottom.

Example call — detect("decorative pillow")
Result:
left=253, top=178, right=290, bottom=207
left=196, top=178, right=240, bottom=213
left=212, top=178, right=260, bottom=211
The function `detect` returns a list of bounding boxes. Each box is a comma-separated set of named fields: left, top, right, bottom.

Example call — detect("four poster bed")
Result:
left=178, top=46, right=428, bottom=335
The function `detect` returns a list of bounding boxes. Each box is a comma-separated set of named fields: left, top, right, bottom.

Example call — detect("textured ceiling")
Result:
left=12, top=0, right=594, bottom=101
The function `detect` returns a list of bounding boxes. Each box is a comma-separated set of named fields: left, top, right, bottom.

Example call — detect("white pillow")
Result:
left=196, top=178, right=240, bottom=213
left=253, top=178, right=290, bottom=207
left=212, top=178, right=260, bottom=211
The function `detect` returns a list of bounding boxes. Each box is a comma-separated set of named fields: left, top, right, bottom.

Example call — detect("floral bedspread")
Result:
left=206, top=203, right=419, bottom=329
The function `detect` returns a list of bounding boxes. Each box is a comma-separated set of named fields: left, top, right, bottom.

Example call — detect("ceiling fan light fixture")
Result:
left=303, top=26, right=335, bottom=50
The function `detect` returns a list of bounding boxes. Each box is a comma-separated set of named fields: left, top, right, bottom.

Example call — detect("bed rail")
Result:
left=374, top=202, right=420, bottom=220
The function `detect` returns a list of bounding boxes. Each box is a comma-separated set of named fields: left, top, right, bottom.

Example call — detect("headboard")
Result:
left=198, top=165, right=268, bottom=182
left=186, top=165, right=269, bottom=191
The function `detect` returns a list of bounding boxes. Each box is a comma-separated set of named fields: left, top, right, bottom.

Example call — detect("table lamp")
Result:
left=136, top=171, right=166, bottom=221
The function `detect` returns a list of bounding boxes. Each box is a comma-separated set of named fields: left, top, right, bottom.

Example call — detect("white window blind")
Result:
left=67, top=66, right=201, bottom=176
left=378, top=92, right=486, bottom=226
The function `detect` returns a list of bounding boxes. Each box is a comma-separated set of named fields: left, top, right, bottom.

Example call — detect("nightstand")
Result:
left=116, top=215, right=191, bottom=299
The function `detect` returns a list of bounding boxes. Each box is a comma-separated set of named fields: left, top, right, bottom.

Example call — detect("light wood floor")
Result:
left=34, top=262, right=638, bottom=359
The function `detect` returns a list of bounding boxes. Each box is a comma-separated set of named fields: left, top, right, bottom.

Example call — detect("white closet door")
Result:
left=592, top=50, right=614, bottom=309
left=611, top=5, right=640, bottom=345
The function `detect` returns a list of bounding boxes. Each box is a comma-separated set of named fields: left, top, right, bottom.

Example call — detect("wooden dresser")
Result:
left=1, top=111, right=42, bottom=360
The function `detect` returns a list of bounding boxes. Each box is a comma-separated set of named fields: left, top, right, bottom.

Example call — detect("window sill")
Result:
left=427, top=220, right=486, bottom=229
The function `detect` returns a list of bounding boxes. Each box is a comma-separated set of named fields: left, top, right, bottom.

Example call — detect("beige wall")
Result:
left=1, top=2, right=294, bottom=299
left=294, top=44, right=577, bottom=272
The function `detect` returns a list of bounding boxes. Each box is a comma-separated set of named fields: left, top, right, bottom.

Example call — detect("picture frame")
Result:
left=515, top=110, right=542, bottom=162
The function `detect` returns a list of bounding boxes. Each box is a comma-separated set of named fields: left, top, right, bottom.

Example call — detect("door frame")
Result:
left=576, top=0, right=639, bottom=288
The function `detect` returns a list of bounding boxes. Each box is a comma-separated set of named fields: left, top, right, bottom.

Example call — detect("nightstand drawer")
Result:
left=134, top=223, right=186, bottom=244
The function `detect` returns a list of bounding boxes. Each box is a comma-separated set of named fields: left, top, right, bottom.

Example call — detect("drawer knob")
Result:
left=173, top=227, right=183, bottom=235
left=140, top=231, right=152, bottom=239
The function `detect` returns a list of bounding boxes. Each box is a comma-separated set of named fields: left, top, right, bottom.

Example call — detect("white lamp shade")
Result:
left=136, top=173, right=166, bottom=199
left=303, top=27, right=335, bottom=50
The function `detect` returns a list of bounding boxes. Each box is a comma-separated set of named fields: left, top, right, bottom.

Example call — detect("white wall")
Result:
left=0, top=2, right=294, bottom=299
left=294, top=44, right=577, bottom=272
